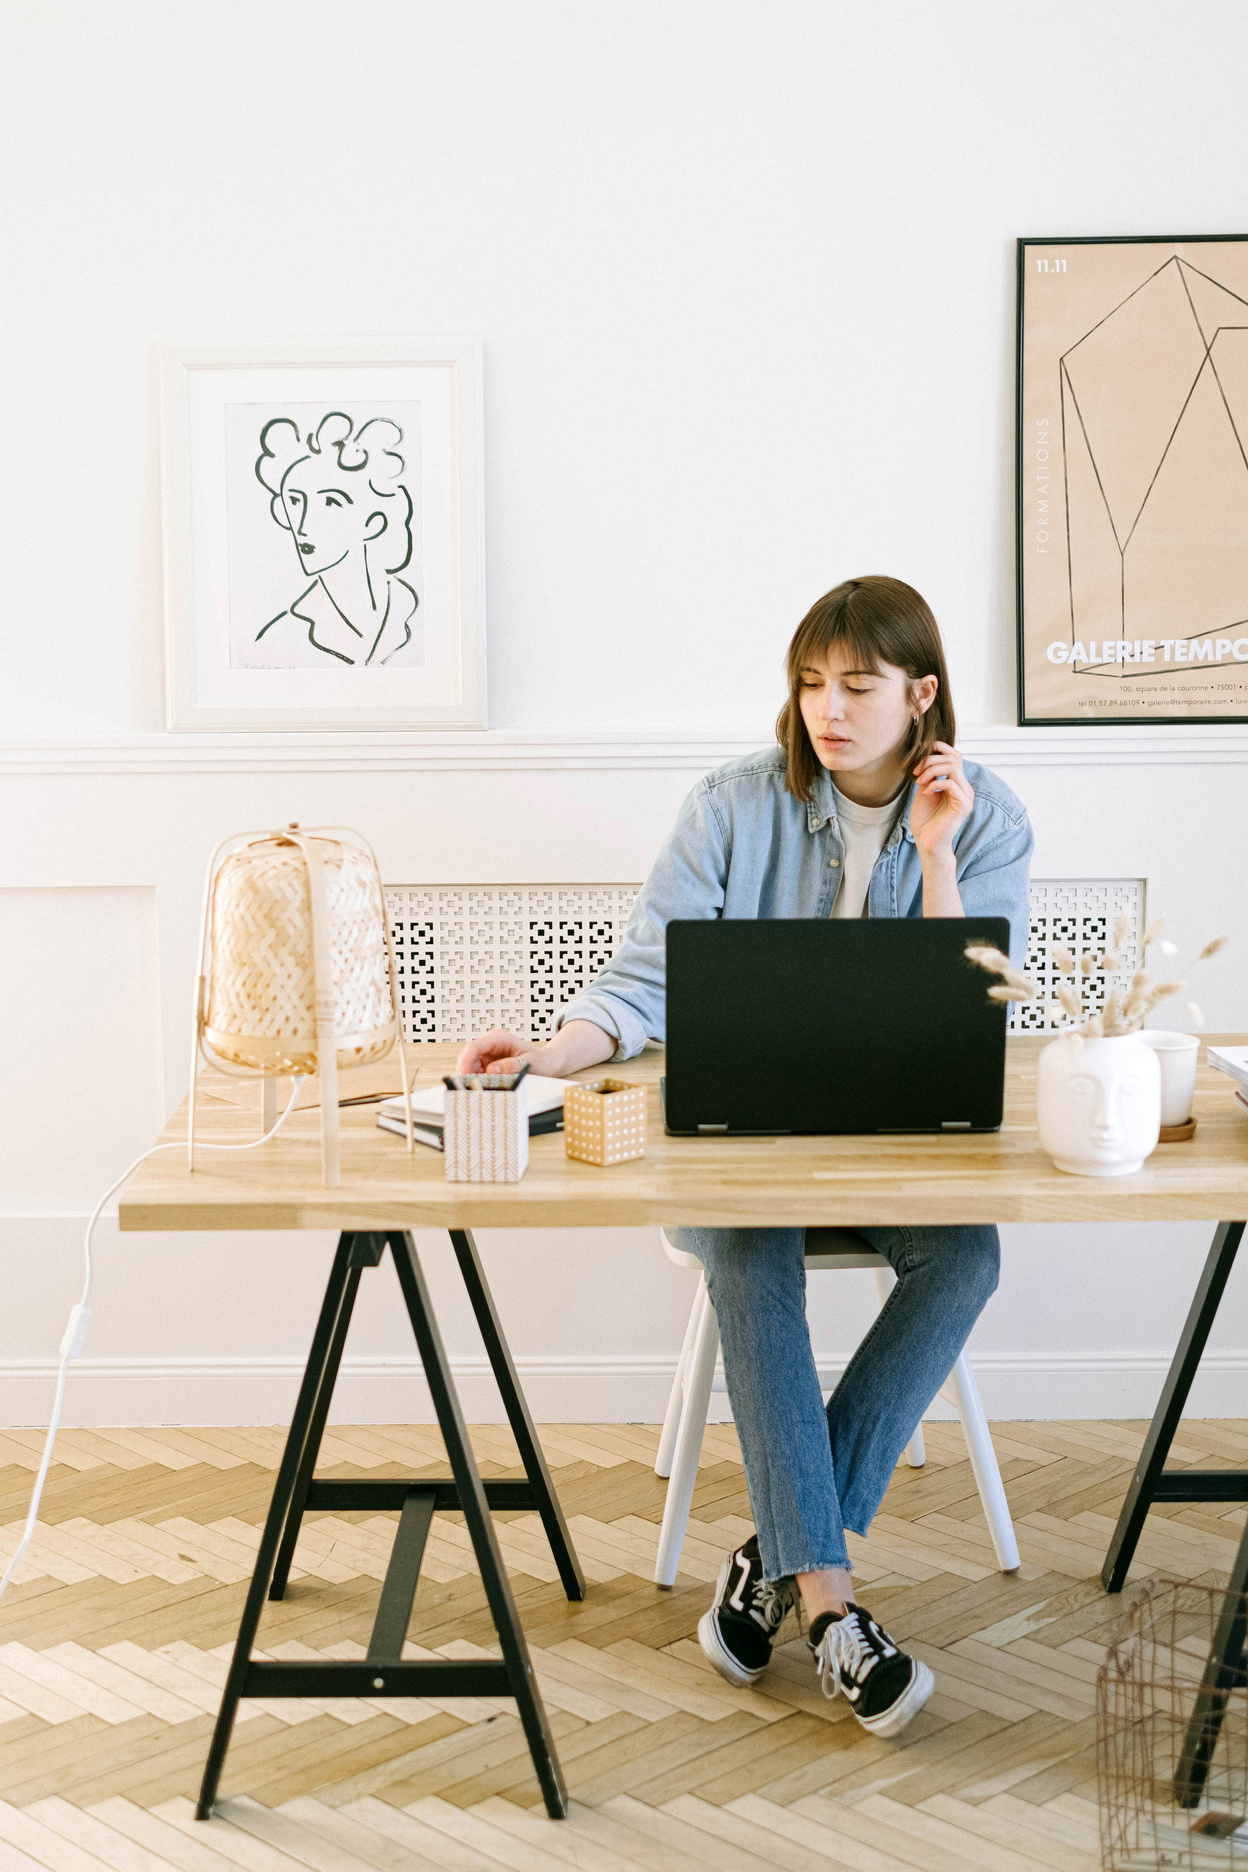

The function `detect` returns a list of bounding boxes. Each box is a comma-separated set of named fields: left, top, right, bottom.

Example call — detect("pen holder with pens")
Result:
left=563, top=1079, right=646, bottom=1166
left=444, top=1074, right=530, bottom=1182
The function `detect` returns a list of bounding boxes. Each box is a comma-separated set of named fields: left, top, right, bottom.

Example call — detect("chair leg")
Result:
left=656, top=1279, right=704, bottom=1480
left=653, top=1281, right=720, bottom=1588
left=945, top=1351, right=1020, bottom=1572
left=871, top=1264, right=925, bottom=1468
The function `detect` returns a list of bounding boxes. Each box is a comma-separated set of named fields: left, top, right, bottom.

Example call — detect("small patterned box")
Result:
left=563, top=1079, right=646, bottom=1166
left=444, top=1082, right=529, bottom=1182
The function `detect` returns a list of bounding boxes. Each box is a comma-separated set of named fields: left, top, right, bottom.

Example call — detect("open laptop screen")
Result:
left=664, top=916, right=1011, bottom=1135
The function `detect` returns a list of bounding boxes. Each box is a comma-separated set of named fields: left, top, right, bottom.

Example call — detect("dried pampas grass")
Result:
left=966, top=911, right=1227, bottom=1037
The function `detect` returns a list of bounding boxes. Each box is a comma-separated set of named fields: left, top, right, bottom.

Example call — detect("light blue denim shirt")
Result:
left=556, top=744, right=1034, bottom=1061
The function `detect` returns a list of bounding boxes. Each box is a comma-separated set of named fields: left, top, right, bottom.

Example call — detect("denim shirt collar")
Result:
left=806, top=769, right=915, bottom=847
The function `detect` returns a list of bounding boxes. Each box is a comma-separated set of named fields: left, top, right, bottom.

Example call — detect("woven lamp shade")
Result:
left=190, top=824, right=411, bottom=1186
left=205, top=836, right=396, bottom=1074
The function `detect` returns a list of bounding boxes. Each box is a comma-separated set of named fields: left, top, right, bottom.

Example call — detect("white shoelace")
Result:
left=815, top=1611, right=891, bottom=1702
left=751, top=1578, right=790, bottom=1634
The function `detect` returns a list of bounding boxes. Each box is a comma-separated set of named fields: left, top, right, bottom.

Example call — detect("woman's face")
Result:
left=798, top=644, right=936, bottom=779
left=279, top=463, right=373, bottom=575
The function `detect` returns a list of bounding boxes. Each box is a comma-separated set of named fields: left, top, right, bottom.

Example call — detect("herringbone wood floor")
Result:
left=1, top=1416, right=1245, bottom=1868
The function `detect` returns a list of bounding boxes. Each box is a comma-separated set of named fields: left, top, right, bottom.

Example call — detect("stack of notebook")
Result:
left=378, top=1077, right=567, bottom=1151
left=1207, top=1046, right=1248, bottom=1113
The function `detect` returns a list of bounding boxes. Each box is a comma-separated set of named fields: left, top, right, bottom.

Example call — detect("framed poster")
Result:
left=1017, top=236, right=1248, bottom=725
left=160, top=337, right=486, bottom=731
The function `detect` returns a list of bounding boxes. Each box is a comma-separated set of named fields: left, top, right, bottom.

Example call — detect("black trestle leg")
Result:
left=1175, top=1521, right=1248, bottom=1805
left=269, top=1243, right=373, bottom=1601
left=196, top=1226, right=577, bottom=1822
left=388, top=1230, right=569, bottom=1820
left=450, top=1227, right=586, bottom=1603
left=196, top=1233, right=356, bottom=1819
left=1102, top=1222, right=1246, bottom=1593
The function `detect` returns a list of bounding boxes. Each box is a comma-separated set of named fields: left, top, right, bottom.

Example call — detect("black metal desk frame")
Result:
left=1102, top=1222, right=1247, bottom=1595
left=196, top=1227, right=585, bottom=1822
left=1098, top=1221, right=1248, bottom=1808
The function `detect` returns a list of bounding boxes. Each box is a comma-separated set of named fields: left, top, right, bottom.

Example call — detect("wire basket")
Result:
left=1099, top=1579, right=1248, bottom=1868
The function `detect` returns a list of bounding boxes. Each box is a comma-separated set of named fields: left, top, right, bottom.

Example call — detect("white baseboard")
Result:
left=0, top=1348, right=1243, bottom=1428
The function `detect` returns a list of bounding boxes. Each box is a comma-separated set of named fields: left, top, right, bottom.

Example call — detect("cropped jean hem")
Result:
left=771, top=1555, right=850, bottom=1583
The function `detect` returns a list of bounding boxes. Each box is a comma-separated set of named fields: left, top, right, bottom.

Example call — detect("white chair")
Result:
left=653, top=1226, right=1019, bottom=1587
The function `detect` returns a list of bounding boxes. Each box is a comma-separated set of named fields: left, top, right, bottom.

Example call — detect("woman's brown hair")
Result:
left=775, top=576, right=956, bottom=804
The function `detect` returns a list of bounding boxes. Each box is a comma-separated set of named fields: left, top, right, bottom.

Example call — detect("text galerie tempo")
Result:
left=1047, top=639, right=1248, bottom=665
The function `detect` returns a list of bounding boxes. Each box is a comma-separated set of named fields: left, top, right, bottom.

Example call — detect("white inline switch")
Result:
left=59, top=1305, right=91, bottom=1360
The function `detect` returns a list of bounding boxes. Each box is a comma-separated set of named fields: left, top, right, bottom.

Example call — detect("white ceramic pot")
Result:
left=1036, top=1032, right=1161, bottom=1176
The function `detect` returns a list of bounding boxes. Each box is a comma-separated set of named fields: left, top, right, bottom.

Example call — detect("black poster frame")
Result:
left=1015, top=233, right=1248, bottom=728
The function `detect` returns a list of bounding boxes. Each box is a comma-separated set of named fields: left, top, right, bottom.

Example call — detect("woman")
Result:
left=458, top=576, right=1032, bottom=1740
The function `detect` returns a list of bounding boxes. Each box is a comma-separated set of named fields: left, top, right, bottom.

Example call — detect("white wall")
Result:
left=4, top=0, right=1248, bottom=1425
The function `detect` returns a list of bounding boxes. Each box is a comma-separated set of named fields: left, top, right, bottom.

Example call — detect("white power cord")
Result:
left=0, top=1075, right=307, bottom=1605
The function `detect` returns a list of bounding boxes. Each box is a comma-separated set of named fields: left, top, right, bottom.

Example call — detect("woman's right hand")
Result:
left=455, top=1018, right=617, bottom=1079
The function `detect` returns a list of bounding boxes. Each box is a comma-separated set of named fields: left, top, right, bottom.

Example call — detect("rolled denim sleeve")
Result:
left=954, top=805, right=1034, bottom=968
left=554, top=779, right=730, bottom=1060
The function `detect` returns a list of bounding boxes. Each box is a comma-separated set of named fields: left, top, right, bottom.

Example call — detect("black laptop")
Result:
left=663, top=917, right=1010, bottom=1135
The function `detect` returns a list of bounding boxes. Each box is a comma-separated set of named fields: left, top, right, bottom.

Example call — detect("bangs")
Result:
left=792, top=610, right=888, bottom=681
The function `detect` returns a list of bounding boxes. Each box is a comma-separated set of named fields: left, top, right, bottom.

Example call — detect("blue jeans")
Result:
left=673, top=1225, right=1000, bottom=1581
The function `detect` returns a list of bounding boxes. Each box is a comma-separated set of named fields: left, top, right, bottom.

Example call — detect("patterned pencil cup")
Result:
left=444, top=1085, right=530, bottom=1182
left=563, top=1080, right=646, bottom=1166
left=190, top=822, right=411, bottom=1188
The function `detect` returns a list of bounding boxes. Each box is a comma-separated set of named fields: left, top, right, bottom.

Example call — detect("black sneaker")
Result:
left=698, top=1535, right=795, bottom=1686
left=811, top=1604, right=934, bottom=1737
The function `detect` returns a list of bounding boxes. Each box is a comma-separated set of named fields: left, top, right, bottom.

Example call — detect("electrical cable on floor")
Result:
left=0, top=1075, right=307, bottom=1605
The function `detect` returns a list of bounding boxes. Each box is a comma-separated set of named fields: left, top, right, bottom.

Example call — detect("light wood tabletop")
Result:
left=117, top=1036, right=1248, bottom=1231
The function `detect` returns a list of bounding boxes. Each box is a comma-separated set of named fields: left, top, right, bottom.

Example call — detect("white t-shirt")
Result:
left=830, top=784, right=901, bottom=919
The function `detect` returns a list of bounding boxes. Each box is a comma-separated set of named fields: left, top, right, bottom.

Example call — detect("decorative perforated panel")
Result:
left=1008, top=879, right=1145, bottom=1033
left=385, top=887, right=639, bottom=1043
left=384, top=880, right=1144, bottom=1043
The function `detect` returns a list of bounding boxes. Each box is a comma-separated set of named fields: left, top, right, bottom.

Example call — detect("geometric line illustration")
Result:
left=1060, top=254, right=1248, bottom=679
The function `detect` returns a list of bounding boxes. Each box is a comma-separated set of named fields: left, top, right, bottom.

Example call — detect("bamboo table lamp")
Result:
left=189, top=823, right=412, bottom=1185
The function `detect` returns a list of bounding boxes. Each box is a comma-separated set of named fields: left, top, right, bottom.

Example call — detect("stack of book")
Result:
left=378, top=1076, right=567, bottom=1151
left=1206, top=1045, right=1248, bottom=1114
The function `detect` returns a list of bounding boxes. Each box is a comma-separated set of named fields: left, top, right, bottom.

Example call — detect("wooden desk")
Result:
left=118, top=1036, right=1248, bottom=1819
left=123, top=1036, right=1248, bottom=1231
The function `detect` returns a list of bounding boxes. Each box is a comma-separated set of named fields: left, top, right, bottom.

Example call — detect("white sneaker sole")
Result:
left=698, top=1609, right=767, bottom=1687
left=849, top=1658, right=935, bottom=1738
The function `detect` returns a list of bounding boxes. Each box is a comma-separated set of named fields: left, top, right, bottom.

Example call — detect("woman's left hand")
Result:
left=909, top=741, right=974, bottom=861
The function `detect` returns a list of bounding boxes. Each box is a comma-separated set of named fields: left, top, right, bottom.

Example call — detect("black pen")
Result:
left=510, top=1061, right=532, bottom=1092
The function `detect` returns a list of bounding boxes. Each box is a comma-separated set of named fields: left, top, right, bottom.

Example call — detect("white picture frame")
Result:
left=160, top=337, right=486, bottom=731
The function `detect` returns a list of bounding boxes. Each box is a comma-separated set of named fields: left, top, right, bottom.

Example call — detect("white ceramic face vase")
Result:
left=1036, top=1032, right=1161, bottom=1177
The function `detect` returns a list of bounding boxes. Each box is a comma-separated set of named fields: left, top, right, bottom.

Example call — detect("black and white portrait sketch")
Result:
left=225, top=402, right=425, bottom=670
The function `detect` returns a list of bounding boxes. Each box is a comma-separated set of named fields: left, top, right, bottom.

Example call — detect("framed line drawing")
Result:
left=1017, top=235, right=1248, bottom=725
left=160, top=337, right=486, bottom=731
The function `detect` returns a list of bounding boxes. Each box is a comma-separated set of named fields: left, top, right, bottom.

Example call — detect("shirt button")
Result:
left=828, top=858, right=840, bottom=867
